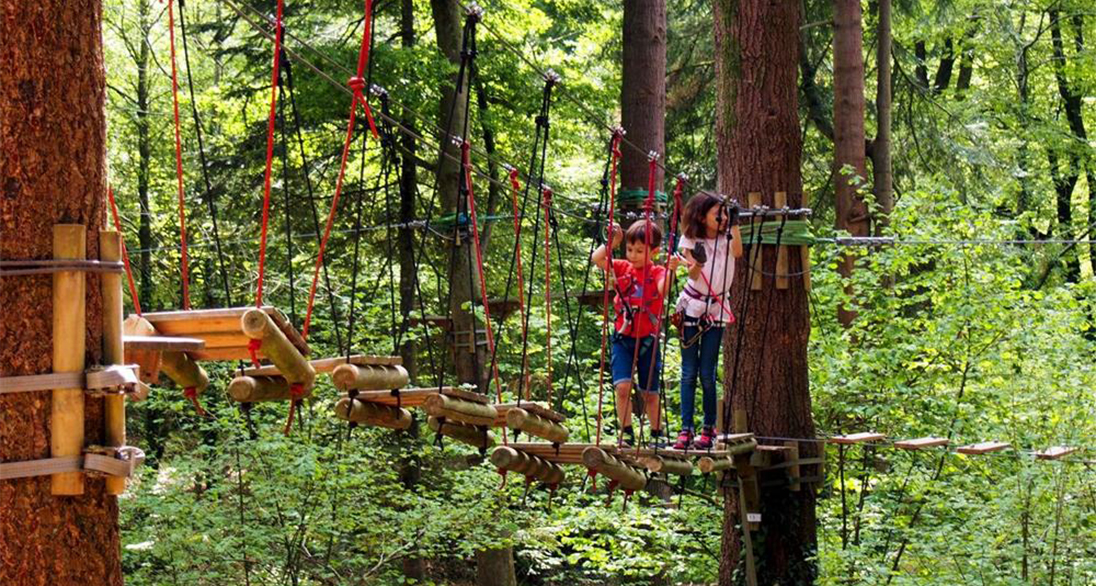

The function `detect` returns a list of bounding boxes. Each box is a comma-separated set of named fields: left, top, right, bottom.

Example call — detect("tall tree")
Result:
left=871, top=0, right=893, bottom=232
left=833, top=0, right=870, bottom=325
left=621, top=0, right=666, bottom=194
left=398, top=0, right=419, bottom=382
left=713, top=0, right=818, bottom=583
left=0, top=1, right=122, bottom=584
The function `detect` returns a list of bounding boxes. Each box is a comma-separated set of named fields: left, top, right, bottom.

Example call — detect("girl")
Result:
left=673, top=193, right=743, bottom=450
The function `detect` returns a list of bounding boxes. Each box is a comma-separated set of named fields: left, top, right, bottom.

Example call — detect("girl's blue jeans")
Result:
left=680, top=323, right=724, bottom=431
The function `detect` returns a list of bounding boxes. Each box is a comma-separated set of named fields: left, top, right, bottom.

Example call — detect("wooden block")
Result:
left=1036, top=446, right=1078, bottom=460
left=241, top=308, right=316, bottom=389
left=160, top=351, right=209, bottom=394
left=894, top=437, right=949, bottom=450
left=748, top=192, right=763, bottom=291
left=331, top=363, right=410, bottom=392
left=957, top=441, right=1010, bottom=455
left=227, top=375, right=311, bottom=403
left=423, top=393, right=498, bottom=427
left=123, top=315, right=161, bottom=384
left=335, top=396, right=412, bottom=430
left=774, top=192, right=789, bottom=289
left=245, top=354, right=401, bottom=377
left=698, top=456, right=734, bottom=473
left=717, top=432, right=756, bottom=444
left=428, top=416, right=495, bottom=449
left=52, top=224, right=86, bottom=495
left=637, top=455, right=693, bottom=476
left=491, top=446, right=565, bottom=485
left=123, top=335, right=205, bottom=352
left=100, top=230, right=127, bottom=495
left=505, top=408, right=569, bottom=444
left=582, top=446, right=647, bottom=491
left=829, top=432, right=885, bottom=445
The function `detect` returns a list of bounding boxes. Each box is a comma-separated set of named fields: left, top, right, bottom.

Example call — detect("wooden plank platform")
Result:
left=349, top=386, right=487, bottom=408
left=136, top=306, right=309, bottom=361
left=829, top=432, right=885, bottom=445
left=894, top=437, right=950, bottom=450
left=1036, top=446, right=1078, bottom=460
left=123, top=335, right=205, bottom=352
left=957, top=441, right=1010, bottom=455
left=244, top=354, right=401, bottom=377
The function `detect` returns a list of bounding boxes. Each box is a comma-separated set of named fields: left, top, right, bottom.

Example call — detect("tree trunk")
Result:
left=431, top=0, right=485, bottom=390
left=0, top=1, right=122, bottom=584
left=136, top=0, right=153, bottom=309
left=871, top=0, right=893, bottom=233
left=833, top=0, right=870, bottom=326
left=398, top=0, right=418, bottom=381
left=621, top=0, right=666, bottom=194
left=1049, top=8, right=1085, bottom=281
left=713, top=0, right=818, bottom=584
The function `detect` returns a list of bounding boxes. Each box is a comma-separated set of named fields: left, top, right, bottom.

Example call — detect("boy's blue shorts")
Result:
left=611, top=333, right=660, bottom=394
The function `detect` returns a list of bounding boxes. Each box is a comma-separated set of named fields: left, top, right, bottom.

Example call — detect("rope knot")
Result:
left=289, top=382, right=306, bottom=400
left=183, top=386, right=206, bottom=416
left=247, top=338, right=263, bottom=368
left=347, top=76, right=367, bottom=94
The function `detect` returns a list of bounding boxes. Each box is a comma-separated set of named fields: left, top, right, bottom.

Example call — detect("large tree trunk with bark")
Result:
left=431, top=0, right=486, bottom=390
left=136, top=0, right=153, bottom=309
left=871, top=0, right=893, bottom=233
left=621, top=0, right=666, bottom=193
left=0, top=1, right=121, bottom=584
left=713, top=0, right=818, bottom=583
left=833, top=0, right=870, bottom=325
left=398, top=0, right=419, bottom=382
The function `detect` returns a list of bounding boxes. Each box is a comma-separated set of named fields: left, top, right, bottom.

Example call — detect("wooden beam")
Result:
left=829, top=432, right=885, bottom=445
left=582, top=446, right=647, bottom=491
left=894, top=436, right=949, bottom=450
left=244, top=354, right=400, bottom=377
left=505, top=407, right=569, bottom=444
left=423, top=393, right=498, bottom=427
left=52, top=224, right=85, bottom=495
left=331, top=363, right=410, bottom=392
left=1036, top=446, right=1078, bottom=460
left=99, top=230, right=127, bottom=495
left=123, top=335, right=205, bottom=352
left=227, top=375, right=310, bottom=403
left=334, top=396, right=412, bottom=430
left=491, top=446, right=565, bottom=484
left=428, top=416, right=495, bottom=449
left=957, top=441, right=1010, bottom=455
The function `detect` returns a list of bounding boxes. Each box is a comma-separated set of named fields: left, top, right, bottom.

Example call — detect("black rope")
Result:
left=346, top=126, right=370, bottom=357
left=276, top=59, right=297, bottom=326
left=721, top=211, right=767, bottom=434
left=176, top=0, right=232, bottom=307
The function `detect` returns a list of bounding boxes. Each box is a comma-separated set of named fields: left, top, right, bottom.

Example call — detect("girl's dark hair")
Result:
left=682, top=192, right=724, bottom=239
left=624, top=219, right=663, bottom=248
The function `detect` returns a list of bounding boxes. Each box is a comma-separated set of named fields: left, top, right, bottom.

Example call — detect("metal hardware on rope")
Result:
left=0, top=260, right=124, bottom=277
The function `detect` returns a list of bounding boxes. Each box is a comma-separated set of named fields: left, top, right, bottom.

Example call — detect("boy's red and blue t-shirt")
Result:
left=611, top=259, right=667, bottom=338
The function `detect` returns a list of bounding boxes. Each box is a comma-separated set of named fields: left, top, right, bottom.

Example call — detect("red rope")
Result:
left=107, top=186, right=143, bottom=315
left=462, top=141, right=507, bottom=445
left=302, top=0, right=379, bottom=339
left=595, top=130, right=623, bottom=446
left=166, top=0, right=191, bottom=310
left=254, top=0, right=285, bottom=307
left=183, top=387, right=206, bottom=416
left=507, top=169, right=530, bottom=398
left=542, top=186, right=553, bottom=406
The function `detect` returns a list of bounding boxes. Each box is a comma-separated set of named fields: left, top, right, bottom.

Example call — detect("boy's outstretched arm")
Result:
left=730, top=224, right=744, bottom=258
left=591, top=225, right=623, bottom=271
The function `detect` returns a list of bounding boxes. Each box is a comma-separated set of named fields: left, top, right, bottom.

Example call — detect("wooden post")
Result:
left=784, top=440, right=800, bottom=491
left=334, top=396, right=413, bottom=430
left=226, top=375, right=310, bottom=402
left=748, top=192, right=763, bottom=291
left=331, top=363, right=409, bottom=392
left=774, top=192, right=789, bottom=289
left=240, top=308, right=316, bottom=389
left=99, top=230, right=127, bottom=495
left=737, top=467, right=760, bottom=586
left=52, top=224, right=86, bottom=495
left=427, top=416, right=495, bottom=449
left=505, top=408, right=569, bottom=444
left=581, top=446, right=646, bottom=491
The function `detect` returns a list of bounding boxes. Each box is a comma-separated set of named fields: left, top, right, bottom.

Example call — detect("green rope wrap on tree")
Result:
left=618, top=189, right=667, bottom=206
left=433, top=212, right=513, bottom=232
left=738, top=219, right=815, bottom=246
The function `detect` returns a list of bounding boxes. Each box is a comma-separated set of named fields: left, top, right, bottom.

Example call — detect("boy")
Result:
left=591, top=220, right=681, bottom=447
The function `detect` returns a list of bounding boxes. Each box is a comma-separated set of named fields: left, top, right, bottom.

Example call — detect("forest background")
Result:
left=99, top=0, right=1095, bottom=584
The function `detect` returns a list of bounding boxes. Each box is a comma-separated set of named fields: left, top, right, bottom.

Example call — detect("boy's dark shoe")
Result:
left=672, top=429, right=694, bottom=450
left=693, top=427, right=716, bottom=450
left=649, top=429, right=667, bottom=449
left=619, top=425, right=635, bottom=448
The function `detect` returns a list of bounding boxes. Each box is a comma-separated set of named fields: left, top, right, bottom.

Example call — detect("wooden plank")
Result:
left=52, top=224, right=86, bottom=495
left=957, top=441, right=1010, bottom=455
left=138, top=306, right=310, bottom=357
left=123, top=335, right=206, bottom=352
left=748, top=192, right=763, bottom=290
left=894, top=436, right=949, bottom=451
left=494, top=402, right=565, bottom=423
left=829, top=432, right=885, bottom=445
left=246, top=354, right=402, bottom=377
left=1036, top=446, right=1078, bottom=460
left=717, top=432, right=756, bottom=444
left=350, top=388, right=437, bottom=408
left=774, top=192, right=789, bottom=289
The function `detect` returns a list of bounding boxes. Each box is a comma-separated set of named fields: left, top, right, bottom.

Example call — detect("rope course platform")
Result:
left=133, top=306, right=309, bottom=362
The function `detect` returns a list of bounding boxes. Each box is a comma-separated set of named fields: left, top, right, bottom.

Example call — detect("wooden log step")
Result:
left=1036, top=446, right=1078, bottom=460
left=493, top=402, right=565, bottom=423
left=716, top=432, right=756, bottom=445
left=242, top=309, right=316, bottom=389
left=957, top=441, right=1010, bottom=455
left=227, top=375, right=312, bottom=403
left=504, top=442, right=584, bottom=465
left=582, top=446, right=646, bottom=491
left=427, top=416, right=495, bottom=449
left=245, top=355, right=402, bottom=378
left=637, top=455, right=693, bottom=476
left=160, top=351, right=209, bottom=395
left=491, top=446, right=565, bottom=485
left=894, top=437, right=950, bottom=450
left=123, top=335, right=205, bottom=352
left=423, top=393, right=498, bottom=427
left=829, top=432, right=885, bottom=445
left=698, top=455, right=734, bottom=474
left=505, top=408, right=569, bottom=444
left=334, top=396, right=412, bottom=430
left=331, top=363, right=410, bottom=392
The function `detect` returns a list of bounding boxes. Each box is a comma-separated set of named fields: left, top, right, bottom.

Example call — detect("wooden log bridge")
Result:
left=334, top=395, right=412, bottom=430
left=136, top=306, right=309, bottom=362
left=428, top=416, right=495, bottom=449
left=582, top=446, right=646, bottom=492
left=227, top=375, right=313, bottom=403
left=491, top=446, right=565, bottom=485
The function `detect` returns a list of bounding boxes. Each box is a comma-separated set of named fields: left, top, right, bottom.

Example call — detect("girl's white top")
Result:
left=675, top=234, right=735, bottom=323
